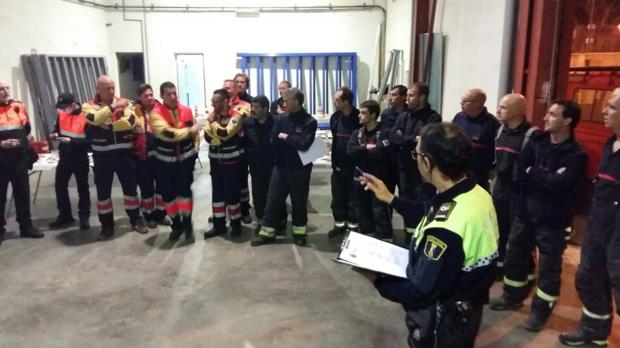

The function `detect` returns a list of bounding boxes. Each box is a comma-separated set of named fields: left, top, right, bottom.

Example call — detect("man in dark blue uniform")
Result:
left=359, top=122, right=498, bottom=347
left=347, top=100, right=392, bottom=239
left=389, top=83, right=442, bottom=243
left=381, top=84, right=407, bottom=192
left=492, top=93, right=539, bottom=280
left=327, top=86, right=359, bottom=238
left=491, top=100, right=589, bottom=332
left=559, top=89, right=620, bottom=347
left=251, top=88, right=317, bottom=247
left=452, top=88, right=499, bottom=191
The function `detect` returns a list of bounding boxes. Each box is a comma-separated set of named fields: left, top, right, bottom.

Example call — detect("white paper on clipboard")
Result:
left=298, top=137, right=327, bottom=165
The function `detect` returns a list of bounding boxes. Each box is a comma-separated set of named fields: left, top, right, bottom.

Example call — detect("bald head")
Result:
left=461, top=88, right=486, bottom=117
left=497, top=93, right=526, bottom=124
left=613, top=87, right=620, bottom=99
left=0, top=81, right=10, bottom=103
left=96, top=75, right=115, bottom=104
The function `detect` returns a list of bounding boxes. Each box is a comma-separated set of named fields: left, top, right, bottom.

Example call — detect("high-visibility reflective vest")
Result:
left=153, top=103, right=197, bottom=163
left=84, top=97, right=134, bottom=154
left=414, top=184, right=499, bottom=272
left=0, top=100, right=30, bottom=157
left=58, top=111, right=87, bottom=139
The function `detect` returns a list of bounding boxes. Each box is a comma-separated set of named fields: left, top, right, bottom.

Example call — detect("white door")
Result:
left=175, top=54, right=206, bottom=115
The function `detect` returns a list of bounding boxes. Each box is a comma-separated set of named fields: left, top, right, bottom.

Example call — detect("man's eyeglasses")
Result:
left=410, top=151, right=428, bottom=161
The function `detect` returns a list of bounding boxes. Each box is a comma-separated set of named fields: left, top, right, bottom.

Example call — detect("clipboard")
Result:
left=298, top=137, right=327, bottom=165
left=334, top=231, right=410, bottom=278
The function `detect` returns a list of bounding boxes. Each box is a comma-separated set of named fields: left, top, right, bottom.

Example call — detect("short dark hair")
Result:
left=419, top=123, right=473, bottom=181
left=338, top=86, right=354, bottom=105
left=360, top=100, right=380, bottom=118
left=234, top=73, right=250, bottom=88
left=137, top=83, right=152, bottom=97
left=213, top=88, right=229, bottom=100
left=391, top=84, right=407, bottom=96
left=284, top=88, right=304, bottom=105
left=159, top=81, right=176, bottom=95
left=553, top=99, right=581, bottom=129
left=411, top=82, right=430, bottom=99
left=280, top=80, right=292, bottom=88
left=252, top=95, right=270, bottom=109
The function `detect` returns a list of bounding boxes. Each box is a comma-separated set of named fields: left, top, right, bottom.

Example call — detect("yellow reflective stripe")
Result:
left=259, top=226, right=275, bottom=238
left=293, top=226, right=307, bottom=235
left=503, top=276, right=529, bottom=288
left=405, top=227, right=416, bottom=234
left=346, top=222, right=358, bottom=228
left=334, top=221, right=345, bottom=228
left=583, top=306, right=611, bottom=320
left=536, top=288, right=558, bottom=303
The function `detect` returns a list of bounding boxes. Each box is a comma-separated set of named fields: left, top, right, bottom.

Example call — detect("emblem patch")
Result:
left=231, top=118, right=238, bottom=126
left=433, top=202, right=455, bottom=221
left=424, top=235, right=447, bottom=260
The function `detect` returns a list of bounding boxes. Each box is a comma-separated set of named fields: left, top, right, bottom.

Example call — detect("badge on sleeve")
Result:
left=433, top=202, right=455, bottom=221
left=231, top=118, right=238, bottom=126
left=424, top=235, right=447, bottom=260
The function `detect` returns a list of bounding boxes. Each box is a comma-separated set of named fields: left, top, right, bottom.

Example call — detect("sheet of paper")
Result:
left=297, top=137, right=327, bottom=165
left=336, top=232, right=410, bottom=278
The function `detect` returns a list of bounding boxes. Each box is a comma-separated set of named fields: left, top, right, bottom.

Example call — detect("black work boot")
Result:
left=327, top=225, right=347, bottom=238
left=293, top=234, right=307, bottom=246
left=559, top=327, right=608, bottom=347
left=20, top=225, right=43, bottom=239
left=169, top=217, right=183, bottom=241
left=79, top=217, right=90, bottom=230
left=0, top=228, right=5, bottom=246
left=97, top=227, right=114, bottom=241
left=230, top=220, right=242, bottom=237
left=204, top=227, right=226, bottom=240
left=49, top=216, right=75, bottom=229
left=523, top=309, right=552, bottom=332
left=132, top=218, right=148, bottom=234
left=250, top=234, right=275, bottom=247
left=183, top=218, right=195, bottom=243
left=489, top=295, right=523, bottom=311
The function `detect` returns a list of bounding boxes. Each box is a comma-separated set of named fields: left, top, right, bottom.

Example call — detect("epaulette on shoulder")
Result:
left=433, top=201, right=456, bottom=221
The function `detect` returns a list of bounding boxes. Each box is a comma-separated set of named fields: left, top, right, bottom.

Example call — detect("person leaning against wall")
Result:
left=358, top=122, right=498, bottom=348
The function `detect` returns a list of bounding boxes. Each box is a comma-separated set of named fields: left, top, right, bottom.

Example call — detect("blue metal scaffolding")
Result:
left=238, top=52, right=358, bottom=115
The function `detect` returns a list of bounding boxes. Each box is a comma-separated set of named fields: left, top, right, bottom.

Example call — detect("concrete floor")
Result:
left=1, top=150, right=618, bottom=348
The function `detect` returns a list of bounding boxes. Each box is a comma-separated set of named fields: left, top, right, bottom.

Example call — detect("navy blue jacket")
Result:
left=453, top=108, right=499, bottom=185
left=380, top=106, right=405, bottom=131
left=347, top=123, right=391, bottom=180
left=271, top=108, right=317, bottom=169
left=243, top=114, right=275, bottom=172
left=330, top=108, right=360, bottom=173
left=514, top=133, right=588, bottom=228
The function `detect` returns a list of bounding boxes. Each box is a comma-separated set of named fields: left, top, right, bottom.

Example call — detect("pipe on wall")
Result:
left=63, top=0, right=386, bottom=89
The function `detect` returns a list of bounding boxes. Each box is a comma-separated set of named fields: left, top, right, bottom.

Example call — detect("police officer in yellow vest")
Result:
left=359, top=123, right=498, bottom=348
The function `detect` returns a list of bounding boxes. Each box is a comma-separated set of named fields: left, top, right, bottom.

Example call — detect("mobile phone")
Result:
left=354, top=166, right=364, bottom=177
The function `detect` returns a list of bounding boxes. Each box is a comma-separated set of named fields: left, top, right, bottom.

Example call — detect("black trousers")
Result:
left=158, top=156, right=195, bottom=229
left=493, top=196, right=511, bottom=267
left=0, top=155, right=32, bottom=233
left=354, top=184, right=392, bottom=237
left=574, top=200, right=620, bottom=337
left=263, top=166, right=312, bottom=229
left=210, top=159, right=241, bottom=231
left=55, top=153, right=90, bottom=220
left=503, top=216, right=567, bottom=314
left=93, top=152, right=141, bottom=229
left=136, top=156, right=165, bottom=222
left=407, top=303, right=483, bottom=348
left=240, top=158, right=251, bottom=217
left=330, top=168, right=357, bottom=226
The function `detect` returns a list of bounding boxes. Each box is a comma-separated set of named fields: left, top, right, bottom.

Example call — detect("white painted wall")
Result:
left=104, top=7, right=385, bottom=110
left=434, top=0, right=516, bottom=120
left=0, top=0, right=110, bottom=132
left=385, top=0, right=413, bottom=86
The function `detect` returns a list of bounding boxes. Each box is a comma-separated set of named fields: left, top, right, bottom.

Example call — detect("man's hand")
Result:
left=360, top=173, right=394, bottom=204
left=396, top=130, right=403, bottom=136
left=207, top=111, right=217, bottom=123
left=352, top=267, right=378, bottom=282
left=111, top=98, right=129, bottom=110
left=366, top=144, right=377, bottom=150
left=189, top=123, right=201, bottom=136
left=278, top=132, right=288, bottom=140
left=50, top=133, right=59, bottom=140
left=57, top=137, right=71, bottom=143
left=0, top=139, right=20, bottom=149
